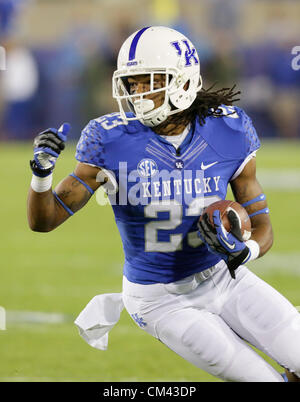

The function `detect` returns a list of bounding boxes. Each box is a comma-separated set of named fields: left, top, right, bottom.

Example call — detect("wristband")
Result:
left=245, top=239, right=260, bottom=261
left=31, top=173, right=53, bottom=193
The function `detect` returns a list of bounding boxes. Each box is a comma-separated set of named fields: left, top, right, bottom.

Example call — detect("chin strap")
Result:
left=143, top=106, right=172, bottom=127
left=133, top=99, right=155, bottom=114
left=132, top=98, right=168, bottom=127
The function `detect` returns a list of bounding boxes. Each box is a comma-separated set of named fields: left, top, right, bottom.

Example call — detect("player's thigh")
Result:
left=221, top=267, right=300, bottom=375
left=155, top=307, right=282, bottom=382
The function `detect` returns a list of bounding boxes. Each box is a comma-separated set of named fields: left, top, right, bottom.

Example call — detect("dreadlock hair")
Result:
left=185, top=83, right=241, bottom=126
left=155, top=84, right=241, bottom=134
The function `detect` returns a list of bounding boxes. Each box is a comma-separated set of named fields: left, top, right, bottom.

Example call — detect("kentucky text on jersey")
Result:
left=95, top=163, right=221, bottom=206
left=75, top=106, right=260, bottom=285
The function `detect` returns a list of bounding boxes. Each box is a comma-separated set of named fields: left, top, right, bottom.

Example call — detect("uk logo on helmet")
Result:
left=171, top=40, right=199, bottom=67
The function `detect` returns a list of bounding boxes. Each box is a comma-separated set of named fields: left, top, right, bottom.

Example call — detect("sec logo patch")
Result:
left=137, top=159, right=158, bottom=178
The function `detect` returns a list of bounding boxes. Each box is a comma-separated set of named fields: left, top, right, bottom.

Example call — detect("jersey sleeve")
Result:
left=75, top=119, right=106, bottom=168
left=241, top=109, right=261, bottom=156
left=229, top=108, right=261, bottom=181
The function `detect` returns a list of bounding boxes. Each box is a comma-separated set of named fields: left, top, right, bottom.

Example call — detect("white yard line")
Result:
left=249, top=252, right=300, bottom=276
left=2, top=253, right=299, bottom=329
left=257, top=170, right=300, bottom=190
left=6, top=311, right=73, bottom=325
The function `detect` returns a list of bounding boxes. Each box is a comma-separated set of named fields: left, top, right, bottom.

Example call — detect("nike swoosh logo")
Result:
left=201, top=161, right=218, bottom=170
left=220, top=235, right=236, bottom=250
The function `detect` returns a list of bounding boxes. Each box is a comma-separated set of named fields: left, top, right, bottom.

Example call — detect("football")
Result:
left=201, top=200, right=252, bottom=241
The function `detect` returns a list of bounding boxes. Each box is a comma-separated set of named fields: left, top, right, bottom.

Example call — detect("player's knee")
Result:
left=181, top=321, right=234, bottom=376
left=180, top=320, right=280, bottom=381
left=272, top=314, right=300, bottom=376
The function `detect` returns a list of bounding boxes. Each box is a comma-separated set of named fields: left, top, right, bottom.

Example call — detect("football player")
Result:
left=27, top=26, right=300, bottom=382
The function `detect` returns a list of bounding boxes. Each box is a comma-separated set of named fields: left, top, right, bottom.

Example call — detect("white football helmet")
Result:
left=112, top=26, right=202, bottom=127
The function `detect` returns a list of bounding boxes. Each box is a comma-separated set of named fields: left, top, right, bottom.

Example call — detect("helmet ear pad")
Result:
left=169, top=72, right=199, bottom=110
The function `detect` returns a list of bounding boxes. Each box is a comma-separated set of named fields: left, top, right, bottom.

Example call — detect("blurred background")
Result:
left=0, top=0, right=300, bottom=383
left=0, top=0, right=300, bottom=140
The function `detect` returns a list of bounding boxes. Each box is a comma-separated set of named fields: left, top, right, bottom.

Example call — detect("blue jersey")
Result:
left=75, top=106, right=260, bottom=284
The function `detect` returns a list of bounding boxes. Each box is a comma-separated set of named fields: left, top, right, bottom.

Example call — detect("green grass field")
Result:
left=0, top=140, right=299, bottom=382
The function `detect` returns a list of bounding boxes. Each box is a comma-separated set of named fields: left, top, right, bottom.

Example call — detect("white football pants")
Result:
left=122, top=261, right=300, bottom=382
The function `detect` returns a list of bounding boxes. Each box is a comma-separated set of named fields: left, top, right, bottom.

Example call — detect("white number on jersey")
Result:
left=144, top=196, right=220, bottom=252
left=95, top=113, right=128, bottom=130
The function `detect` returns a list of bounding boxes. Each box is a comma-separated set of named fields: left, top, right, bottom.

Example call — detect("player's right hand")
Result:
left=198, top=210, right=250, bottom=279
left=30, top=123, right=71, bottom=177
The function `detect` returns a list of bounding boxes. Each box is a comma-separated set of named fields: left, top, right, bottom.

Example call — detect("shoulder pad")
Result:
left=75, top=113, right=146, bottom=167
left=75, top=118, right=106, bottom=168
left=199, top=106, right=260, bottom=160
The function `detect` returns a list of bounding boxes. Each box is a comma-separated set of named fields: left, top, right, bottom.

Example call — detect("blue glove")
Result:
left=198, top=210, right=251, bottom=279
left=30, top=123, right=71, bottom=177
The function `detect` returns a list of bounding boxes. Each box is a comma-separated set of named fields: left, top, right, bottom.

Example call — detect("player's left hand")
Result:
left=30, top=123, right=70, bottom=177
left=198, top=210, right=251, bottom=279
